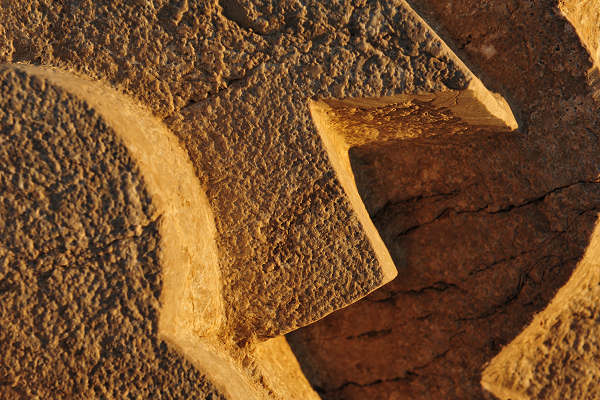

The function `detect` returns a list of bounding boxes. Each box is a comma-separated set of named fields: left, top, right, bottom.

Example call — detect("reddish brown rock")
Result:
left=482, top=222, right=600, bottom=399
left=289, top=1, right=600, bottom=399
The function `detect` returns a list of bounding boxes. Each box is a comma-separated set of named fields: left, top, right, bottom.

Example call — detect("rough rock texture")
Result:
left=0, top=0, right=491, bottom=340
left=479, top=3, right=600, bottom=398
left=309, top=89, right=516, bottom=305
left=288, top=1, right=600, bottom=399
left=559, top=0, right=600, bottom=65
left=0, top=66, right=225, bottom=399
left=0, top=64, right=321, bottom=400
left=2, top=0, right=600, bottom=399
left=0, top=0, right=478, bottom=341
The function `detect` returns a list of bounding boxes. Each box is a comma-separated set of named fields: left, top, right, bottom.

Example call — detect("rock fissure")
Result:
left=323, top=348, right=452, bottom=393
left=388, top=180, right=600, bottom=239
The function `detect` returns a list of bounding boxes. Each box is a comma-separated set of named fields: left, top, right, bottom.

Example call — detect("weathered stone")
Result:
left=3, top=0, right=600, bottom=399
left=481, top=222, right=600, bottom=399
left=477, top=3, right=600, bottom=398
left=559, top=0, right=600, bottom=66
left=0, top=0, right=521, bottom=343
left=0, top=64, right=225, bottom=399
left=288, top=1, right=600, bottom=399
left=0, top=64, right=318, bottom=400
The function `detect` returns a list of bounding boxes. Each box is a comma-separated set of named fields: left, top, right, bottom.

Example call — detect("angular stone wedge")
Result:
left=310, top=80, right=517, bottom=286
left=481, top=218, right=600, bottom=399
left=305, top=6, right=518, bottom=331
left=173, top=0, right=518, bottom=342
left=0, top=64, right=318, bottom=400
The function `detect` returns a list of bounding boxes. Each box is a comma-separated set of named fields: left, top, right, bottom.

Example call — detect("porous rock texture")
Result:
left=2, top=0, right=414, bottom=340
left=1, top=0, right=489, bottom=345
left=0, top=64, right=323, bottom=400
left=2, top=0, right=600, bottom=399
left=288, top=1, right=600, bottom=400
left=0, top=66, right=225, bottom=399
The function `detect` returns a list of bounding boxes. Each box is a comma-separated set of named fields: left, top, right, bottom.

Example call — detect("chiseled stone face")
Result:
left=0, top=0, right=476, bottom=342
left=0, top=0, right=502, bottom=348
left=0, top=64, right=322, bottom=400
left=289, top=1, right=600, bottom=399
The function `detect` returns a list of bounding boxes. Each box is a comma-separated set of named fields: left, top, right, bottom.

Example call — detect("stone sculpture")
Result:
left=1, top=0, right=600, bottom=399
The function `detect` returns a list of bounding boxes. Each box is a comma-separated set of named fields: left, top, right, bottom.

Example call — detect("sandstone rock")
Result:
left=559, top=0, right=600, bottom=66
left=482, top=221, right=600, bottom=399
left=2, top=0, right=600, bottom=399
left=0, top=64, right=318, bottom=400
left=0, top=64, right=225, bottom=399
left=289, top=1, right=600, bottom=399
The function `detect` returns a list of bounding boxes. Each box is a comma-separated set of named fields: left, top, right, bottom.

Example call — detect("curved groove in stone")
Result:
left=0, top=64, right=230, bottom=398
left=2, top=64, right=322, bottom=400
left=1, top=64, right=255, bottom=398
left=10, top=64, right=225, bottom=339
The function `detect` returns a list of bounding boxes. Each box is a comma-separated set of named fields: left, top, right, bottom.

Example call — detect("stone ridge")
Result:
left=288, top=1, right=600, bottom=399
left=559, top=0, right=600, bottom=66
left=170, top=0, right=515, bottom=340
left=11, top=63, right=225, bottom=340
left=6, top=0, right=598, bottom=399
left=0, top=66, right=225, bottom=399
left=0, top=64, right=322, bottom=400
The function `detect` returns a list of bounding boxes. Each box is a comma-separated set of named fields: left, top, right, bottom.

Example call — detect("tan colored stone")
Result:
left=559, top=0, right=600, bottom=65
left=289, top=1, right=600, bottom=399
left=9, top=63, right=224, bottom=340
left=0, top=64, right=225, bottom=399
left=4, top=0, right=600, bottom=399
left=0, top=64, right=318, bottom=400
left=0, top=0, right=520, bottom=341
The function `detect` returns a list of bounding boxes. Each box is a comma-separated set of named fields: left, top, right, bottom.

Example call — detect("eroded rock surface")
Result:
left=2, top=0, right=600, bottom=399
left=482, top=222, right=600, bottom=399
left=288, top=1, right=600, bottom=399
left=0, top=63, right=324, bottom=400
left=0, top=66, right=225, bottom=399
left=1, top=0, right=443, bottom=340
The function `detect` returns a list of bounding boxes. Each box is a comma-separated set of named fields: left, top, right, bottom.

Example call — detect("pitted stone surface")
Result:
left=0, top=65, right=321, bottom=400
left=4, top=0, right=600, bottom=399
left=288, top=2, right=600, bottom=399
left=0, top=67, right=224, bottom=399
left=0, top=0, right=473, bottom=340
left=0, top=0, right=496, bottom=339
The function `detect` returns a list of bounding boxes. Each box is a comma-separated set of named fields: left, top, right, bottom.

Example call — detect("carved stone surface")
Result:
left=482, top=222, right=600, bottom=399
left=0, top=65, right=225, bottom=399
left=2, top=0, right=600, bottom=399
left=289, top=1, right=600, bottom=399
left=0, top=64, right=320, bottom=400
left=1, top=0, right=500, bottom=341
